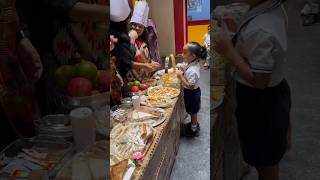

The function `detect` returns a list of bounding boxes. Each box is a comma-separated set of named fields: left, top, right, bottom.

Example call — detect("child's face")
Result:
left=182, top=45, right=195, bottom=63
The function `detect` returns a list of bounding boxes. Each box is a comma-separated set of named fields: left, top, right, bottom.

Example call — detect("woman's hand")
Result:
left=144, top=63, right=154, bottom=72
left=129, top=30, right=138, bottom=44
left=151, top=62, right=160, bottom=71
left=215, top=21, right=234, bottom=57
left=17, top=38, right=43, bottom=83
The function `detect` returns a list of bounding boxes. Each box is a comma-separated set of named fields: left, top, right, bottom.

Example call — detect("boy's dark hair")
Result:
left=187, top=41, right=207, bottom=60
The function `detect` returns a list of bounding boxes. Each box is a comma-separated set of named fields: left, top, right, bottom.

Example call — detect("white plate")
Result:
left=147, top=85, right=180, bottom=99
left=140, top=95, right=172, bottom=108
left=128, top=107, right=167, bottom=127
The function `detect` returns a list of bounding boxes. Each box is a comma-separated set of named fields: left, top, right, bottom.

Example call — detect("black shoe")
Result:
left=183, top=122, right=200, bottom=137
left=302, top=14, right=318, bottom=26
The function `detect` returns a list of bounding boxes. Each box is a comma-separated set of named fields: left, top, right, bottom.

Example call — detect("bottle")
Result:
left=163, top=56, right=170, bottom=86
left=170, top=54, right=176, bottom=73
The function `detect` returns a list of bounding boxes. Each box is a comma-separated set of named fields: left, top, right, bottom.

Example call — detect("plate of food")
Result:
left=127, top=106, right=167, bottom=127
left=0, top=138, right=73, bottom=179
left=111, top=106, right=130, bottom=123
left=140, top=95, right=172, bottom=108
left=56, top=141, right=108, bottom=180
left=147, top=85, right=180, bottom=99
left=110, top=123, right=154, bottom=166
left=152, top=68, right=175, bottom=77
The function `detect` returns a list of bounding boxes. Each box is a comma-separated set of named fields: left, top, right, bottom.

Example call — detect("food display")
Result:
left=128, top=106, right=166, bottom=127
left=148, top=86, right=180, bottom=99
left=111, top=108, right=130, bottom=123
left=153, top=68, right=180, bottom=85
left=110, top=123, right=154, bottom=166
left=141, top=95, right=172, bottom=108
left=107, top=64, right=181, bottom=179
left=55, top=60, right=110, bottom=97
left=56, top=141, right=108, bottom=180
left=0, top=139, right=72, bottom=179
left=128, top=80, right=150, bottom=95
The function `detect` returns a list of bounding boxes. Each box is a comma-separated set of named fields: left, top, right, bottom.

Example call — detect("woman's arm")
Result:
left=132, top=62, right=154, bottom=72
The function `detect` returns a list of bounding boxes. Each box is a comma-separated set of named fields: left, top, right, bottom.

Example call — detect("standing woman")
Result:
left=216, top=0, right=291, bottom=180
left=0, top=0, right=42, bottom=147
left=110, top=0, right=154, bottom=96
left=129, top=1, right=160, bottom=81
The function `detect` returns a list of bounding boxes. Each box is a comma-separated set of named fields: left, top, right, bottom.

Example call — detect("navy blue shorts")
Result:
left=184, top=87, right=201, bottom=115
left=236, top=80, right=291, bottom=167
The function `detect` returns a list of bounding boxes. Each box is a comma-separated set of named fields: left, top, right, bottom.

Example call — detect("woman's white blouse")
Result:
left=235, top=4, right=288, bottom=87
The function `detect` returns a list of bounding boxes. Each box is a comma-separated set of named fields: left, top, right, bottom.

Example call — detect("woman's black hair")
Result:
left=187, top=41, right=207, bottom=61
left=130, top=23, right=150, bottom=49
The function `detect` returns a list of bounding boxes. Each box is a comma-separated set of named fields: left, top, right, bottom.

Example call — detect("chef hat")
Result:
left=130, top=1, right=150, bottom=27
left=110, top=0, right=131, bottom=22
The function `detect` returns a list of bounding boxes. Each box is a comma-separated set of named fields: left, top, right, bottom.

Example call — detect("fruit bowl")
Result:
left=131, top=89, right=148, bottom=96
left=63, top=91, right=109, bottom=109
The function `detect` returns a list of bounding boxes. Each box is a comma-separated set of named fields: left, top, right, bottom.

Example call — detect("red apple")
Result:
left=67, top=77, right=92, bottom=97
left=96, top=70, right=111, bottom=92
left=131, top=86, right=139, bottom=93
left=139, top=83, right=149, bottom=91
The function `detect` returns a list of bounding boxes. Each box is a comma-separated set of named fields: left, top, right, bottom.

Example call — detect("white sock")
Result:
left=191, top=124, right=198, bottom=132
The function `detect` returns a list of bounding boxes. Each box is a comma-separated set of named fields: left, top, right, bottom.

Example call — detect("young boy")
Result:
left=177, top=42, right=207, bottom=137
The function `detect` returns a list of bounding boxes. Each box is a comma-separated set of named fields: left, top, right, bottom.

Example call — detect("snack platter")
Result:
left=140, top=95, right=172, bottom=108
left=56, top=141, right=108, bottom=180
left=111, top=106, right=167, bottom=128
left=109, top=70, right=182, bottom=180
left=110, top=123, right=156, bottom=180
left=0, top=138, right=73, bottom=179
left=147, top=85, right=180, bottom=99
left=132, top=97, right=180, bottom=180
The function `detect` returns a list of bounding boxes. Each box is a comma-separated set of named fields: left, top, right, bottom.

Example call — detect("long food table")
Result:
left=133, top=95, right=184, bottom=180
